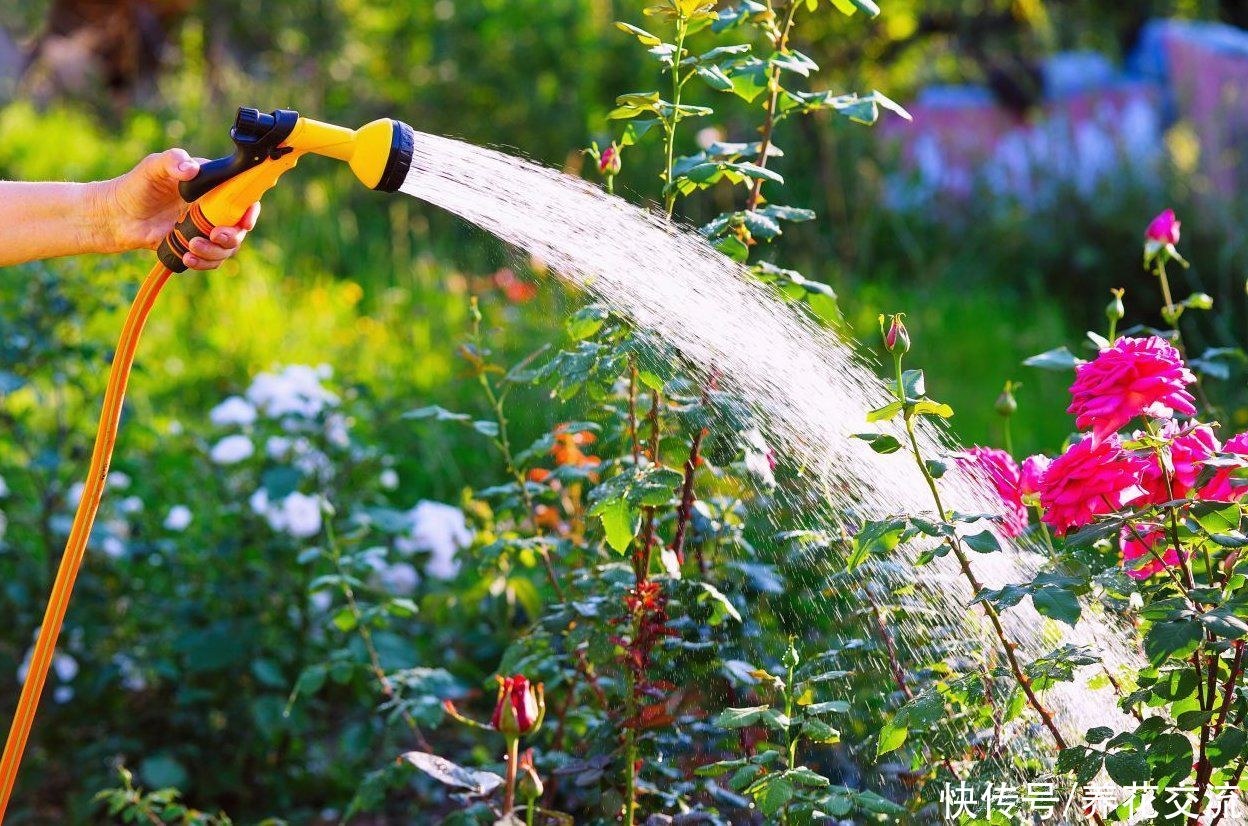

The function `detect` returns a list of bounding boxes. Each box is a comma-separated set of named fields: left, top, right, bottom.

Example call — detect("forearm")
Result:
left=0, top=181, right=119, bottom=267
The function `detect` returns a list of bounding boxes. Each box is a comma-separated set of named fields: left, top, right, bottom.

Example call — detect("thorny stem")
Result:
left=746, top=0, right=801, bottom=212
left=670, top=426, right=706, bottom=568
left=623, top=605, right=644, bottom=826
left=863, top=588, right=963, bottom=778
left=324, top=517, right=432, bottom=752
left=891, top=355, right=1073, bottom=758
left=629, top=359, right=641, bottom=465
left=636, top=389, right=663, bottom=581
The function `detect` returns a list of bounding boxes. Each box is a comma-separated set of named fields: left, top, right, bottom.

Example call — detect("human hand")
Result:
left=95, top=149, right=261, bottom=271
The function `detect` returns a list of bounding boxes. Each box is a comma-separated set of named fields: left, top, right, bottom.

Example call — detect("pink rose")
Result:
left=1200, top=432, right=1248, bottom=502
left=955, top=446, right=1028, bottom=538
left=1067, top=336, right=1196, bottom=445
left=1040, top=436, right=1148, bottom=536
left=1120, top=524, right=1186, bottom=581
left=1019, top=455, right=1051, bottom=498
left=1136, top=421, right=1219, bottom=505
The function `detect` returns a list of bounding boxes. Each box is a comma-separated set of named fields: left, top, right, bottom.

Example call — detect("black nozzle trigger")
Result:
left=178, top=107, right=299, bottom=202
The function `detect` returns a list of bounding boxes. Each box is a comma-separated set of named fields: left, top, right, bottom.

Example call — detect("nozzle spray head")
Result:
left=157, top=106, right=416, bottom=272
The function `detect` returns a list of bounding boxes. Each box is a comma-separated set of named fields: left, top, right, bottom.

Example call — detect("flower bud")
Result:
left=517, top=749, right=544, bottom=801
left=1145, top=209, right=1181, bottom=246
left=491, top=674, right=545, bottom=738
left=1105, top=288, right=1125, bottom=323
left=881, top=313, right=910, bottom=355
left=995, top=381, right=1017, bottom=417
left=599, top=142, right=621, bottom=176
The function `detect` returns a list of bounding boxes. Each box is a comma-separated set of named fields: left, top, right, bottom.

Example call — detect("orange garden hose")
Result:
left=0, top=263, right=173, bottom=820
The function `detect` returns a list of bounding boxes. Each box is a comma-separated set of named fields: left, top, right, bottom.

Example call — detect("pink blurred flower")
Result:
left=599, top=143, right=621, bottom=176
left=1019, top=455, right=1051, bottom=499
left=1136, top=421, right=1219, bottom=505
left=493, top=268, right=538, bottom=303
left=1040, top=437, right=1148, bottom=536
left=1120, top=524, right=1186, bottom=581
left=1067, top=336, right=1197, bottom=444
left=1201, top=432, right=1248, bottom=502
left=955, top=446, right=1028, bottom=538
left=1145, top=209, right=1181, bottom=246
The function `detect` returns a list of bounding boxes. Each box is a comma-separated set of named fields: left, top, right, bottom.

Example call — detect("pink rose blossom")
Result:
left=1200, top=432, right=1248, bottom=502
left=1145, top=209, right=1181, bottom=246
left=1040, top=437, right=1148, bottom=536
left=1067, top=336, right=1197, bottom=444
left=1019, top=455, right=1051, bottom=498
left=955, top=446, right=1028, bottom=538
left=1136, top=422, right=1219, bottom=505
left=1120, top=524, right=1186, bottom=581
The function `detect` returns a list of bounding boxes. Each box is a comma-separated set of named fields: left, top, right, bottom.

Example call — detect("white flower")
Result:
left=0, top=474, right=8, bottom=497
left=210, top=434, right=254, bottom=465
left=380, top=469, right=399, bottom=490
left=381, top=562, right=420, bottom=596
left=309, top=591, right=333, bottom=613
left=742, top=428, right=777, bottom=489
left=281, top=492, right=323, bottom=538
left=266, top=436, right=292, bottom=459
left=119, top=496, right=144, bottom=515
left=68, top=481, right=85, bottom=508
left=167, top=420, right=184, bottom=436
left=114, top=654, right=147, bottom=692
left=210, top=395, right=258, bottom=426
left=247, top=365, right=339, bottom=420
left=53, top=686, right=73, bottom=704
left=251, top=489, right=322, bottom=539
left=108, top=471, right=131, bottom=490
left=164, top=505, right=192, bottom=532
left=326, top=414, right=350, bottom=448
left=396, top=500, right=473, bottom=580
left=0, top=511, right=7, bottom=541
left=53, top=653, right=78, bottom=682
left=101, top=536, right=126, bottom=559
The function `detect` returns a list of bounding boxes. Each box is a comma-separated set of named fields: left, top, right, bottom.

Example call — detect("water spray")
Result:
left=0, top=106, right=417, bottom=819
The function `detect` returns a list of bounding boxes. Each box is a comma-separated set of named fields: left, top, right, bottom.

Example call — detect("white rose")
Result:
left=164, top=505, right=192, bottom=532
left=210, top=434, right=255, bottom=465
left=210, top=395, right=258, bottom=426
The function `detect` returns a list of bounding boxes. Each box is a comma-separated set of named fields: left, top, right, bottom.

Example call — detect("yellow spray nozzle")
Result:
left=157, top=106, right=415, bottom=272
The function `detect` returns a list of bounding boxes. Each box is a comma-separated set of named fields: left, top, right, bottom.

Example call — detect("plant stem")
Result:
left=746, top=0, right=800, bottom=212
left=504, top=736, right=520, bottom=815
left=662, top=16, right=690, bottom=217
left=893, top=355, right=1070, bottom=754
left=635, top=389, right=663, bottom=581
left=324, top=517, right=431, bottom=751
left=670, top=426, right=706, bottom=566
left=471, top=304, right=566, bottom=601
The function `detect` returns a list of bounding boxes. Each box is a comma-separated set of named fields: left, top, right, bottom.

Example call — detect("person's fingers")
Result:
left=158, top=148, right=199, bottom=182
left=183, top=252, right=221, bottom=271
left=188, top=237, right=234, bottom=262
left=237, top=202, right=261, bottom=232
left=206, top=228, right=242, bottom=250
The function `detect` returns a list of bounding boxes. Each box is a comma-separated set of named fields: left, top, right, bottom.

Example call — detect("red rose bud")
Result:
left=599, top=142, right=621, bottom=176
left=490, top=674, right=545, bottom=737
left=882, top=313, right=910, bottom=354
left=1145, top=209, right=1181, bottom=246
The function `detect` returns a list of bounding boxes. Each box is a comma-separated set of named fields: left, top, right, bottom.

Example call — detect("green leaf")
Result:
left=695, top=64, right=734, bottom=91
left=615, top=21, right=663, bottom=45
left=1209, top=727, right=1246, bottom=768
left=1033, top=587, right=1081, bottom=627
left=849, top=519, right=906, bottom=568
left=1023, top=346, right=1081, bottom=371
left=876, top=720, right=907, bottom=755
left=399, top=752, right=504, bottom=795
left=1144, top=620, right=1204, bottom=665
left=754, top=777, right=794, bottom=816
left=830, top=0, right=880, bottom=16
left=1199, top=607, right=1248, bottom=639
left=909, top=399, right=954, bottom=419
left=866, top=401, right=903, bottom=423
left=852, top=433, right=902, bottom=454
left=598, top=499, right=638, bottom=553
left=963, top=530, right=1001, bottom=554
left=800, top=718, right=840, bottom=743
left=713, top=705, right=770, bottom=729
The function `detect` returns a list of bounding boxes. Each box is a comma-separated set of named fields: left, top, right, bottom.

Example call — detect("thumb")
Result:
left=146, top=148, right=199, bottom=183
